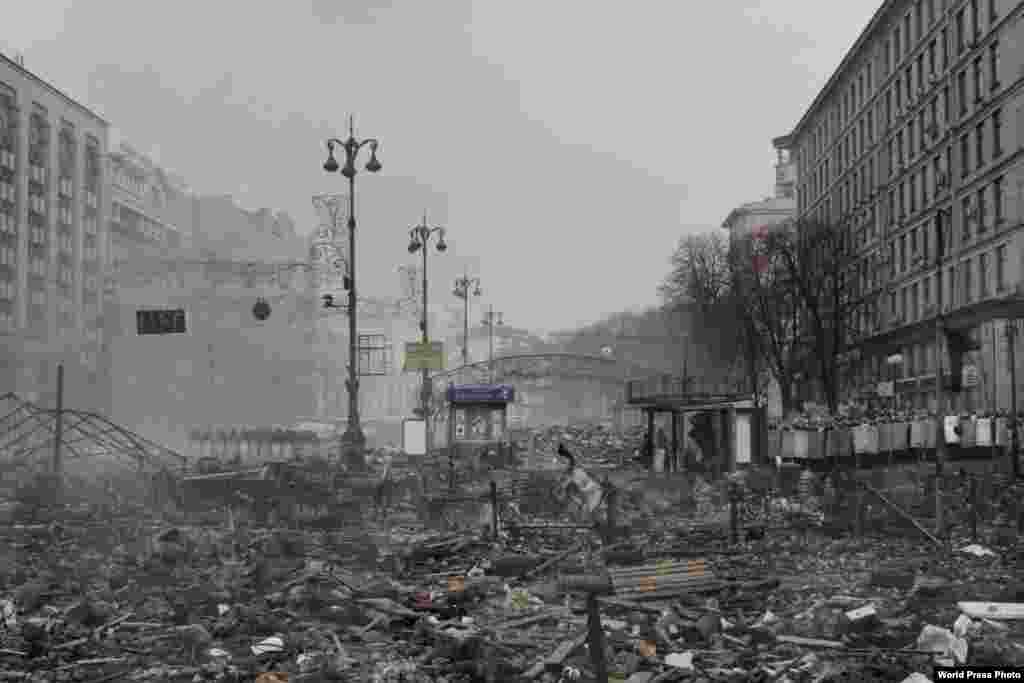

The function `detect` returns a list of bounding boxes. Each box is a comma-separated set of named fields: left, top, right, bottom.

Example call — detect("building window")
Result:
left=901, top=287, right=909, bottom=321
left=960, top=134, right=970, bottom=178
left=911, top=282, right=920, bottom=321
left=992, top=109, right=1002, bottom=157
left=990, top=42, right=1000, bottom=89
left=956, top=9, right=965, bottom=53
left=962, top=259, right=973, bottom=303
left=996, top=244, right=1007, bottom=291
left=993, top=175, right=1004, bottom=224
left=973, top=57, right=984, bottom=102
left=923, top=275, right=931, bottom=310
left=975, top=122, right=985, bottom=169
left=989, top=0, right=997, bottom=22
left=958, top=71, right=968, bottom=117
left=979, top=251, right=989, bottom=297
left=962, top=196, right=973, bottom=241
left=900, top=234, right=908, bottom=271
left=970, top=0, right=980, bottom=40
left=978, top=187, right=988, bottom=233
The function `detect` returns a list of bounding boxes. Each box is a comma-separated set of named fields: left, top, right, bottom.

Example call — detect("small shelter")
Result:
left=626, top=376, right=764, bottom=475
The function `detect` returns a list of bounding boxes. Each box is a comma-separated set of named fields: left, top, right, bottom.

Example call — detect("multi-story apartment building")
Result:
left=0, top=53, right=110, bottom=413
left=782, top=0, right=1024, bottom=412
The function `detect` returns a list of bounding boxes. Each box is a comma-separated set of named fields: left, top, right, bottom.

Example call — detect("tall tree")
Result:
left=766, top=219, right=865, bottom=414
left=729, top=225, right=805, bottom=415
left=658, top=232, right=731, bottom=312
left=659, top=231, right=748, bottom=392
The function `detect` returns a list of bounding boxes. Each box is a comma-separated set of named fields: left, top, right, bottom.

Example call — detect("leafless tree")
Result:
left=728, top=226, right=805, bottom=415
left=659, top=231, right=750, bottom=392
left=657, top=232, right=732, bottom=313
left=765, top=219, right=865, bottom=414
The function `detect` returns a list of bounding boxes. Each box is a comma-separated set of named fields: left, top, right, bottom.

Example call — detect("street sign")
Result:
left=447, top=384, right=515, bottom=404
left=962, top=364, right=979, bottom=388
left=137, top=308, right=186, bottom=335
left=403, top=341, right=445, bottom=371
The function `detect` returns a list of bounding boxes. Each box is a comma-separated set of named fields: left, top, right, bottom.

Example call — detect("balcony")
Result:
left=0, top=150, right=13, bottom=170
left=58, top=178, right=73, bottom=198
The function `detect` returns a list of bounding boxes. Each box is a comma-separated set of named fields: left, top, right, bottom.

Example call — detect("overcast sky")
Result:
left=5, top=0, right=878, bottom=333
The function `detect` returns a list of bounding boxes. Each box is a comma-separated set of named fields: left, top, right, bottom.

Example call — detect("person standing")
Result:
left=654, top=427, right=668, bottom=473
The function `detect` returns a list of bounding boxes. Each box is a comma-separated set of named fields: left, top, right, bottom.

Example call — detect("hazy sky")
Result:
left=5, top=0, right=878, bottom=333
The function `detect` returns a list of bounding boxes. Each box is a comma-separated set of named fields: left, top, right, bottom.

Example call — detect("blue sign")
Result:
left=447, top=383, right=515, bottom=403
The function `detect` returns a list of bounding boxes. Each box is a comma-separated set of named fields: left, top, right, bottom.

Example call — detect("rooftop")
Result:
left=0, top=51, right=108, bottom=126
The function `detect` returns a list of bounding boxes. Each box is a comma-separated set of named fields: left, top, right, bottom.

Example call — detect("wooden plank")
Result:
left=776, top=635, right=845, bottom=648
left=521, top=626, right=589, bottom=680
left=957, top=602, right=1024, bottom=620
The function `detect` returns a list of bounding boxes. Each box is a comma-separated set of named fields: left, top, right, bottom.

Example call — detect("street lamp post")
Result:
left=482, top=305, right=503, bottom=383
left=407, top=214, right=447, bottom=453
left=453, top=274, right=482, bottom=368
left=322, top=116, right=382, bottom=459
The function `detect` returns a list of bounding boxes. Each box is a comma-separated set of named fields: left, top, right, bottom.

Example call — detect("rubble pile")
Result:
left=522, top=425, right=646, bottom=469
left=0, top=478, right=1019, bottom=682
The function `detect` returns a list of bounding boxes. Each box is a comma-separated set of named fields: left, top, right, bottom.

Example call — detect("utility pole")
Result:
left=1007, top=320, right=1020, bottom=478
left=52, top=363, right=64, bottom=503
left=933, top=208, right=949, bottom=537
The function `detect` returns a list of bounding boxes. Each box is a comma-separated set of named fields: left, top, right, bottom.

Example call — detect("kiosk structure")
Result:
left=446, top=383, right=515, bottom=467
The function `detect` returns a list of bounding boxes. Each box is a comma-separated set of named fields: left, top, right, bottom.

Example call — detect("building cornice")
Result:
left=0, top=53, right=108, bottom=126
left=787, top=0, right=901, bottom=141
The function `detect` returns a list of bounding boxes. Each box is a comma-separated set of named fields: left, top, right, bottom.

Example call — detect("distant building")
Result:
left=721, top=139, right=798, bottom=240
left=0, top=52, right=111, bottom=413
left=105, top=174, right=318, bottom=453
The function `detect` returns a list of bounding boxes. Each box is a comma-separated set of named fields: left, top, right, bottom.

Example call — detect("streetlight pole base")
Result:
left=339, top=425, right=366, bottom=468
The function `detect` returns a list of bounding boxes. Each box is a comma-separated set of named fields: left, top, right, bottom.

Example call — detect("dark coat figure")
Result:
left=638, top=433, right=654, bottom=468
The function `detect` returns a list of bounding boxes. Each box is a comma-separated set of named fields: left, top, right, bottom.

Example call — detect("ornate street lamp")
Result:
left=408, top=214, right=447, bottom=452
left=322, top=116, right=381, bottom=459
left=453, top=274, right=482, bottom=367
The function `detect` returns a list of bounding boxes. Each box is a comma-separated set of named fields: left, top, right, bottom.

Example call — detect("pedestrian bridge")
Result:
left=429, top=353, right=670, bottom=428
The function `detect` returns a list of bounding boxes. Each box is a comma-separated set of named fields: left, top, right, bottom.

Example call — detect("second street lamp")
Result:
left=322, top=115, right=381, bottom=461
left=408, top=214, right=447, bottom=453
left=453, top=273, right=482, bottom=367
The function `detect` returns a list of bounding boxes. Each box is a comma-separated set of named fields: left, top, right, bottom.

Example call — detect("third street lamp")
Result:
left=452, top=273, right=482, bottom=367
left=407, top=214, right=447, bottom=453
left=322, top=116, right=381, bottom=459
left=482, top=305, right=503, bottom=383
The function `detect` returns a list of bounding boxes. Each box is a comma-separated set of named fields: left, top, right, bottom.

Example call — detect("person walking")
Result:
left=372, top=448, right=394, bottom=517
